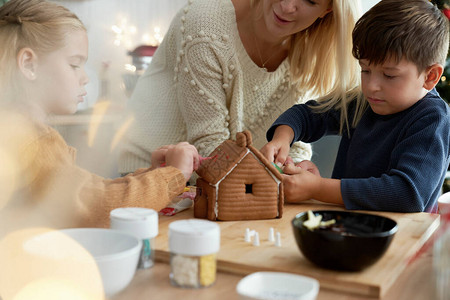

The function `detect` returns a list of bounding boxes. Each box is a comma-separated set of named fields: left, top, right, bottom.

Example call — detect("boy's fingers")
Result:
left=285, top=156, right=294, bottom=165
left=282, top=164, right=302, bottom=175
left=274, top=152, right=287, bottom=166
left=262, top=146, right=275, bottom=163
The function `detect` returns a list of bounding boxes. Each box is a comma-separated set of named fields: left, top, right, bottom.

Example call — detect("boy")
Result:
left=261, top=0, right=450, bottom=212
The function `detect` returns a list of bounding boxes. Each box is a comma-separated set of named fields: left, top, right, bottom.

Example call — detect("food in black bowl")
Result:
left=291, top=210, right=398, bottom=271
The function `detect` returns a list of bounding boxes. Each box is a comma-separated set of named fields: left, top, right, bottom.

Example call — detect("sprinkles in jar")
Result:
left=168, top=219, right=220, bottom=288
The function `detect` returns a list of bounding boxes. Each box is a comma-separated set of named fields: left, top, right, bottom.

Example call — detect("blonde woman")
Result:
left=0, top=0, right=200, bottom=233
left=118, top=0, right=362, bottom=175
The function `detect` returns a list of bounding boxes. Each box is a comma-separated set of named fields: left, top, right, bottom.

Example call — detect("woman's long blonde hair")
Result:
left=0, top=0, right=86, bottom=102
left=292, top=0, right=363, bottom=134
left=252, top=0, right=363, bottom=134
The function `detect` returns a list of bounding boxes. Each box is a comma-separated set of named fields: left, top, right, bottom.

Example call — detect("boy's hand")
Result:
left=260, top=125, right=294, bottom=167
left=294, top=160, right=320, bottom=176
left=260, top=140, right=290, bottom=167
left=282, top=163, right=322, bottom=202
left=152, top=142, right=200, bottom=181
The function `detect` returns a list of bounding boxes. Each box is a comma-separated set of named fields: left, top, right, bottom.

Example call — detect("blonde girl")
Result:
left=0, top=0, right=199, bottom=232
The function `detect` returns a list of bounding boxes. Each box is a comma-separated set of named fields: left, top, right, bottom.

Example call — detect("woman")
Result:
left=119, top=0, right=361, bottom=175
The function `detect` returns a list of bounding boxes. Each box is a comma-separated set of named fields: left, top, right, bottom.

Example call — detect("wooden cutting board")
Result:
left=154, top=202, right=439, bottom=298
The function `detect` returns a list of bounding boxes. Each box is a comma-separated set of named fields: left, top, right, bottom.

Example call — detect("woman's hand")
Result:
left=151, top=142, right=200, bottom=181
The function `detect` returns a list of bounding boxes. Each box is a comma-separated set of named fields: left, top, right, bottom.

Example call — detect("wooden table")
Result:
left=112, top=202, right=440, bottom=300
left=111, top=251, right=436, bottom=300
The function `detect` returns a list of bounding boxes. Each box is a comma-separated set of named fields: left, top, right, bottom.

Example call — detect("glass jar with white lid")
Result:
left=168, top=219, right=220, bottom=288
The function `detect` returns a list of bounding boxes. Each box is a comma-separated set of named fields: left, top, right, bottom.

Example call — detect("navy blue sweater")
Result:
left=267, top=90, right=450, bottom=212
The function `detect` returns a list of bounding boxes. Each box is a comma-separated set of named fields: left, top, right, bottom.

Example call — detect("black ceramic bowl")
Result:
left=291, top=210, right=398, bottom=271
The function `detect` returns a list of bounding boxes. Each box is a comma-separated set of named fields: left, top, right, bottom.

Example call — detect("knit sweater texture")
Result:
left=0, top=111, right=185, bottom=237
left=119, top=0, right=311, bottom=174
left=267, top=89, right=450, bottom=213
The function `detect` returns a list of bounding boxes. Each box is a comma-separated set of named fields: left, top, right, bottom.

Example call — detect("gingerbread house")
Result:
left=194, top=131, right=284, bottom=221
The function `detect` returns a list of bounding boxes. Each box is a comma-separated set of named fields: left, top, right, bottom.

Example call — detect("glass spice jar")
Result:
left=168, top=219, right=220, bottom=288
left=110, top=207, right=158, bottom=269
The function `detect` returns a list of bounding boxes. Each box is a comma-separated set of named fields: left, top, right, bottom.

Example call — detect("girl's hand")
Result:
left=151, top=142, right=200, bottom=181
left=151, top=145, right=172, bottom=169
left=282, top=164, right=322, bottom=203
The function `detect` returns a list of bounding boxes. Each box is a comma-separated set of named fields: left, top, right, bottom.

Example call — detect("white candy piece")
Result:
left=245, top=228, right=256, bottom=242
left=275, top=232, right=281, bottom=247
left=303, top=210, right=323, bottom=230
left=268, top=227, right=275, bottom=242
left=253, top=232, right=260, bottom=246
left=245, top=228, right=251, bottom=242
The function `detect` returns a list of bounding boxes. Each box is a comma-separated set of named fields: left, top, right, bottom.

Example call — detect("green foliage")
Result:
left=431, top=0, right=450, bottom=9
left=430, top=0, right=450, bottom=105
left=436, top=58, right=450, bottom=105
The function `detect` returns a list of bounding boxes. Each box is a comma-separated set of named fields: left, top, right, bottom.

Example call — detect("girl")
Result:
left=0, top=0, right=199, bottom=233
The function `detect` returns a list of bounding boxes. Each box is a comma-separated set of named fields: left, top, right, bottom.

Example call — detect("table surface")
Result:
left=111, top=203, right=440, bottom=300
left=111, top=250, right=436, bottom=300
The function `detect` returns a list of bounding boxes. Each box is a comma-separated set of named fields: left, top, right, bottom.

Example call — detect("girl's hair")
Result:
left=0, top=0, right=86, bottom=100
left=251, top=0, right=363, bottom=134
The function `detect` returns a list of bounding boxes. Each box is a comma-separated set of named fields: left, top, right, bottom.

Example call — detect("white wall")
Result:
left=362, top=0, right=380, bottom=13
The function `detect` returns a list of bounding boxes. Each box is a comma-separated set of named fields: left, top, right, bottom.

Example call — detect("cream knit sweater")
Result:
left=119, top=0, right=312, bottom=174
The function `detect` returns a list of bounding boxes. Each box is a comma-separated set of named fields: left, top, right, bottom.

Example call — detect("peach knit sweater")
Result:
left=0, top=112, right=185, bottom=236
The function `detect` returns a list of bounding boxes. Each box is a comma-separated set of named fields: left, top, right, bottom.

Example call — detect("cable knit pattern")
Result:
left=119, top=0, right=311, bottom=173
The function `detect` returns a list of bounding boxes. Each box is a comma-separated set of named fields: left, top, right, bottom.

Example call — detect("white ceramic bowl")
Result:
left=61, top=228, right=142, bottom=296
left=438, top=192, right=450, bottom=214
left=236, top=272, right=319, bottom=300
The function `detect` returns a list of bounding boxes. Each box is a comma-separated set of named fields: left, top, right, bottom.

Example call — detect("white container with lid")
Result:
left=110, top=207, right=158, bottom=269
left=168, top=219, right=220, bottom=288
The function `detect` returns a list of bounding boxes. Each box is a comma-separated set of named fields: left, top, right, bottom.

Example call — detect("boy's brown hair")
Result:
left=352, top=0, right=449, bottom=72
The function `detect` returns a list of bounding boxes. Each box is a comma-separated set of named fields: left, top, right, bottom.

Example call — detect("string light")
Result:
left=112, top=18, right=164, bottom=48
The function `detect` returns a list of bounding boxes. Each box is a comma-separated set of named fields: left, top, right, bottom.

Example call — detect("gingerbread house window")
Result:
left=245, top=184, right=253, bottom=194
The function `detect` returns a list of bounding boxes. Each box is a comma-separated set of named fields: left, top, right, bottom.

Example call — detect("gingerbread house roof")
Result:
left=195, top=131, right=283, bottom=184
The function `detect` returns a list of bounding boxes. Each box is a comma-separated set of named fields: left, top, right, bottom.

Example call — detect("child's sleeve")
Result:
left=341, top=110, right=449, bottom=213
left=77, top=166, right=186, bottom=227
left=266, top=100, right=341, bottom=145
